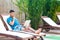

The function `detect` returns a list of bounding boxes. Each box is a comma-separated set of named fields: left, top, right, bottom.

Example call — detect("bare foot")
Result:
left=35, top=29, right=41, bottom=34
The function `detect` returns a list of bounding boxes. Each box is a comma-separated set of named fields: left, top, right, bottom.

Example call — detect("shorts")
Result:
left=13, top=25, right=23, bottom=31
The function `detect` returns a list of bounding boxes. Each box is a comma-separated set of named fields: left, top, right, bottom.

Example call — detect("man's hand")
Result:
left=10, top=20, right=14, bottom=25
left=9, top=17, right=14, bottom=25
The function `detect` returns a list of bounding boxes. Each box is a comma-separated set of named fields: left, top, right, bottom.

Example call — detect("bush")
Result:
left=28, top=0, right=45, bottom=29
left=43, top=0, right=58, bottom=22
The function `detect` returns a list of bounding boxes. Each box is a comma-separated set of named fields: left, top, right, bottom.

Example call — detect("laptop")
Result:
left=24, top=20, right=31, bottom=28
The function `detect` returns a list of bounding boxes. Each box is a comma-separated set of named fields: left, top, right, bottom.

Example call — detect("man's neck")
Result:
left=10, top=16, right=13, bottom=18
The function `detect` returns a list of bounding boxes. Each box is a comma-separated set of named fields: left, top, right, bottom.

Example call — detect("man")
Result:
left=7, top=10, right=43, bottom=34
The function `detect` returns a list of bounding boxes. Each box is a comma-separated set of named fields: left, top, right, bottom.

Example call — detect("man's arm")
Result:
left=7, top=17, right=14, bottom=26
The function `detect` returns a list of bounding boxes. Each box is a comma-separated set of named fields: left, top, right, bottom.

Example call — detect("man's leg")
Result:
left=28, top=26, right=42, bottom=34
left=22, top=24, right=44, bottom=35
left=35, top=28, right=42, bottom=34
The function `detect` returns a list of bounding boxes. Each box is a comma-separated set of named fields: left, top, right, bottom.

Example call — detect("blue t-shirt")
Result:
left=7, top=16, right=23, bottom=31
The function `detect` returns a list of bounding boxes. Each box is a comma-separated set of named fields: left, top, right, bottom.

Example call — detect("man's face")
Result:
left=10, top=12, right=15, bottom=17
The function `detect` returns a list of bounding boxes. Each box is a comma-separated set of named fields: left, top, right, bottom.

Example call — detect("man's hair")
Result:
left=9, top=10, right=15, bottom=13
